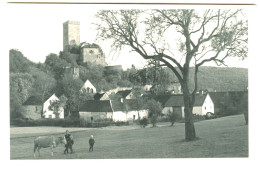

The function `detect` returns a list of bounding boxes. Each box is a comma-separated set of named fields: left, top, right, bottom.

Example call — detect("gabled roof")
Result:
left=94, top=93, right=106, bottom=100
left=116, top=90, right=132, bottom=98
left=165, top=94, right=207, bottom=107
left=79, top=100, right=113, bottom=112
left=23, top=96, right=42, bottom=105
left=111, top=99, right=145, bottom=112
left=153, top=94, right=173, bottom=107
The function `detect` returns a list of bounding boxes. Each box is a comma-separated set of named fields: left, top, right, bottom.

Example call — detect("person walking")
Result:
left=64, top=130, right=74, bottom=154
left=89, top=135, right=95, bottom=152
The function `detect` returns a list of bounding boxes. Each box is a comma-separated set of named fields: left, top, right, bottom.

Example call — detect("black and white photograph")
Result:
left=1, top=0, right=260, bottom=169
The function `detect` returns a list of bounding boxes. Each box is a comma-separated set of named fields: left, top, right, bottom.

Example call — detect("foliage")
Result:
left=10, top=73, right=34, bottom=119
left=168, top=111, right=180, bottom=126
left=44, top=53, right=69, bottom=79
left=145, top=99, right=163, bottom=127
left=48, top=95, right=67, bottom=119
left=96, top=9, right=248, bottom=140
left=139, top=117, right=148, bottom=128
left=61, top=75, right=84, bottom=117
left=9, top=49, right=33, bottom=73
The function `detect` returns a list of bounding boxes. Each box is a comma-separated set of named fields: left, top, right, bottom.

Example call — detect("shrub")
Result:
left=168, top=111, right=180, bottom=126
left=150, top=115, right=158, bottom=127
left=139, top=117, right=148, bottom=128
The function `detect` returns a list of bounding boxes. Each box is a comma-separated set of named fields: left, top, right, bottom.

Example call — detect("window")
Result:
left=205, top=106, right=206, bottom=110
left=36, top=106, right=38, bottom=111
left=48, top=115, right=52, bottom=118
left=91, top=117, right=93, bottom=121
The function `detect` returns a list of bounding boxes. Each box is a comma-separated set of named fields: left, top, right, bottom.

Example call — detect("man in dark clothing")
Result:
left=89, top=135, right=95, bottom=152
left=64, top=130, right=74, bottom=154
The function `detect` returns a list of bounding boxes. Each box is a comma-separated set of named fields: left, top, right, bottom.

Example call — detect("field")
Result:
left=10, top=114, right=248, bottom=159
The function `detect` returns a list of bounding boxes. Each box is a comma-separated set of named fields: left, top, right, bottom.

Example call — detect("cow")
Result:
left=33, top=136, right=66, bottom=157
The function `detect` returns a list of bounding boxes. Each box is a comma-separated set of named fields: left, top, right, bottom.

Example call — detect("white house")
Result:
left=162, top=94, right=214, bottom=119
left=43, top=94, right=64, bottom=119
left=111, top=99, right=148, bottom=122
left=79, top=99, right=148, bottom=122
left=81, top=80, right=97, bottom=93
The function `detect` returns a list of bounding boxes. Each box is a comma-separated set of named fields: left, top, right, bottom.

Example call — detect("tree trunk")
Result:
left=183, top=88, right=196, bottom=141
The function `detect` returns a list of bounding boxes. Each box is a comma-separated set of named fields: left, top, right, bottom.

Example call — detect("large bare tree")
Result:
left=95, top=9, right=248, bottom=140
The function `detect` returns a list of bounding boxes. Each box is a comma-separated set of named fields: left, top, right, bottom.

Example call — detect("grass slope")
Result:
left=10, top=114, right=248, bottom=159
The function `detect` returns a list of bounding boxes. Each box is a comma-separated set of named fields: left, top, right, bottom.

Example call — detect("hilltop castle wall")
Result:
left=63, top=21, right=80, bottom=52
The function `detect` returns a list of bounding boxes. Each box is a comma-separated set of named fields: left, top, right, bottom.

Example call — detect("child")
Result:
left=89, top=135, right=95, bottom=152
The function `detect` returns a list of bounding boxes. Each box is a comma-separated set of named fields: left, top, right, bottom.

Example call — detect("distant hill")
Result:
left=191, top=67, right=248, bottom=92
left=165, top=66, right=248, bottom=92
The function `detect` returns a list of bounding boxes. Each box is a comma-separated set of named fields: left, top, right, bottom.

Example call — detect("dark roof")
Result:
left=23, top=96, right=42, bottom=105
left=111, top=99, right=145, bottom=112
left=79, top=100, right=113, bottom=112
left=153, top=94, right=173, bottom=107
left=208, top=91, right=247, bottom=107
left=94, top=93, right=105, bottom=100
left=165, top=94, right=207, bottom=107
left=116, top=90, right=132, bottom=98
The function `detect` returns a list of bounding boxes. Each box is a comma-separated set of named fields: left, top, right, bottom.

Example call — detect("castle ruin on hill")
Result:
left=63, top=20, right=107, bottom=66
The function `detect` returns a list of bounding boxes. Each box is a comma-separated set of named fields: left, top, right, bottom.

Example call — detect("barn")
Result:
left=79, top=100, right=113, bottom=122
left=22, top=96, right=42, bottom=120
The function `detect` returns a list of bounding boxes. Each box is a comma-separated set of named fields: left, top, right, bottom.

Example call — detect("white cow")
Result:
left=34, top=136, right=65, bottom=157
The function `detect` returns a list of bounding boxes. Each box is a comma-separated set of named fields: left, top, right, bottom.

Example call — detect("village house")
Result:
left=79, top=100, right=113, bottom=122
left=111, top=99, right=149, bottom=122
left=43, top=94, right=64, bottom=119
left=80, top=79, right=96, bottom=93
left=152, top=93, right=214, bottom=119
left=79, top=99, right=148, bottom=122
left=116, top=89, right=134, bottom=102
left=22, top=96, right=42, bottom=120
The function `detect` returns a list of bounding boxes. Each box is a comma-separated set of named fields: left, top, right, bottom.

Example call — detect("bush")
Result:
left=168, top=111, right=180, bottom=126
left=10, top=117, right=130, bottom=128
left=150, top=115, right=158, bottom=127
left=139, top=117, right=148, bottom=128
left=114, top=121, right=129, bottom=126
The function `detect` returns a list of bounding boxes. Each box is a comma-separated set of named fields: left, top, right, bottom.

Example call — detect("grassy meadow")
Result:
left=10, top=114, right=248, bottom=159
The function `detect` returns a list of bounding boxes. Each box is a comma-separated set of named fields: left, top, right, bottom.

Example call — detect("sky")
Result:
left=5, top=4, right=250, bottom=70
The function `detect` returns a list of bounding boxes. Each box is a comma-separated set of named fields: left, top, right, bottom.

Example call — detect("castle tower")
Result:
left=63, top=21, right=80, bottom=52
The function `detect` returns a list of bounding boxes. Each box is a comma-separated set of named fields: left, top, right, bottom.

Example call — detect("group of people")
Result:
left=64, top=130, right=95, bottom=154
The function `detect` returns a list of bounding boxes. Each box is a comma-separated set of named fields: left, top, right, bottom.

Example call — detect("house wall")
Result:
left=113, top=111, right=127, bottom=122
left=201, top=95, right=214, bottom=115
left=43, top=95, right=64, bottom=119
left=79, top=112, right=113, bottom=122
left=100, top=93, right=110, bottom=100
left=126, top=110, right=148, bottom=121
left=193, top=106, right=203, bottom=115
left=81, top=80, right=97, bottom=93
left=181, top=94, right=214, bottom=118
left=162, top=107, right=173, bottom=115
left=81, top=48, right=107, bottom=65
left=125, top=92, right=134, bottom=99
left=22, top=105, right=42, bottom=120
